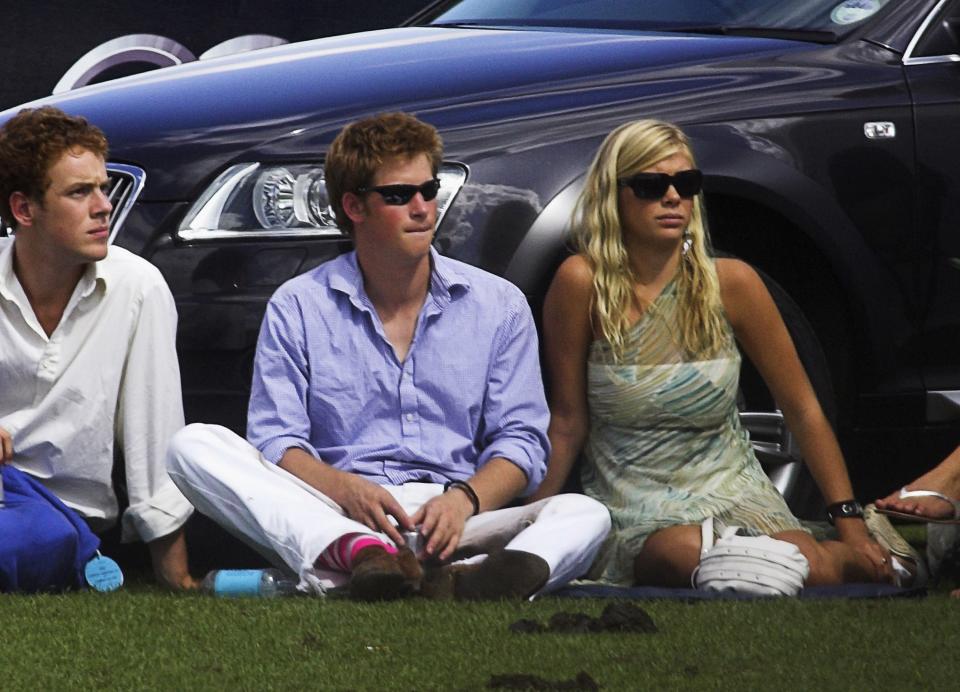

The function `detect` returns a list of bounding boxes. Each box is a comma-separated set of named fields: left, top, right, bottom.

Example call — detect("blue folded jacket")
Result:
left=1, top=465, right=100, bottom=593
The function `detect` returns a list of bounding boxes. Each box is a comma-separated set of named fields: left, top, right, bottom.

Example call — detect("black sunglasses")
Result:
left=356, top=178, right=441, bottom=205
left=619, top=169, right=703, bottom=199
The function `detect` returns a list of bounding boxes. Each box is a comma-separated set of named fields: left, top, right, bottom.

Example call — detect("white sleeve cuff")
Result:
left=120, top=481, right=194, bottom=543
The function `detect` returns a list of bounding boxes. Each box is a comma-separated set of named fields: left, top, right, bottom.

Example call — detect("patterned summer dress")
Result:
left=582, top=276, right=804, bottom=585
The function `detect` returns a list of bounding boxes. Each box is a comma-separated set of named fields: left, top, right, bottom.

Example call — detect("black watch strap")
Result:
left=825, top=499, right=863, bottom=525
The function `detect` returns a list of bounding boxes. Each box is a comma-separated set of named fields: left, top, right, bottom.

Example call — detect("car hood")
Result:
left=3, top=26, right=806, bottom=199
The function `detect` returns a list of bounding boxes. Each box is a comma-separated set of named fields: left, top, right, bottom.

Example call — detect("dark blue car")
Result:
left=4, top=0, right=960, bottom=515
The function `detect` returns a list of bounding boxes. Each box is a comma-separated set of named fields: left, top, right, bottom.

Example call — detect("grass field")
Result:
left=2, top=587, right=958, bottom=690
left=4, top=525, right=958, bottom=690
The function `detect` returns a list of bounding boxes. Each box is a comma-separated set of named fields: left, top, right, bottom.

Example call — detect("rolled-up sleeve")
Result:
left=117, top=277, right=193, bottom=543
left=476, top=295, right=550, bottom=495
left=246, top=290, right=320, bottom=464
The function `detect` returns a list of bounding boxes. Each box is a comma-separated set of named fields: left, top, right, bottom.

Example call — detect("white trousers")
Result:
left=167, top=424, right=611, bottom=596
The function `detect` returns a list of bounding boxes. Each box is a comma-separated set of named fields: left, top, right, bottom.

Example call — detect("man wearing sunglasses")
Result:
left=168, top=112, right=610, bottom=600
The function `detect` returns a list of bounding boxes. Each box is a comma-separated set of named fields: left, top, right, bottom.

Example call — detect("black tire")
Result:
left=737, top=268, right=835, bottom=521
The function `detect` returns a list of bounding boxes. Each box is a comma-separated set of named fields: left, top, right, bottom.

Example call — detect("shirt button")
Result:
left=405, top=413, right=415, bottom=422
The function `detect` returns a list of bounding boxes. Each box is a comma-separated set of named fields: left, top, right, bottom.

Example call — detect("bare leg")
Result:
left=634, top=525, right=899, bottom=588
left=876, top=446, right=960, bottom=520
left=773, top=530, right=893, bottom=586
left=632, top=525, right=702, bottom=587
left=148, top=527, right=199, bottom=591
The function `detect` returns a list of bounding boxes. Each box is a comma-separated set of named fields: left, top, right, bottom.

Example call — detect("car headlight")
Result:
left=177, top=162, right=467, bottom=241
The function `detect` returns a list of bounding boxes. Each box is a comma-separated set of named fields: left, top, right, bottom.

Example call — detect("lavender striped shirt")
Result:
left=247, top=249, right=550, bottom=495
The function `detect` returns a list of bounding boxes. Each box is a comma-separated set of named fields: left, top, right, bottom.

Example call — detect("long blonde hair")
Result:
left=573, top=119, right=727, bottom=360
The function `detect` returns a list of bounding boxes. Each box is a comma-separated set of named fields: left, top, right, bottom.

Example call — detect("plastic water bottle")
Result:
left=202, top=568, right=300, bottom=597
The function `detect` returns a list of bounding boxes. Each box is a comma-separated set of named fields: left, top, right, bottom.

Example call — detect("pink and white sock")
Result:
left=314, top=533, right=396, bottom=573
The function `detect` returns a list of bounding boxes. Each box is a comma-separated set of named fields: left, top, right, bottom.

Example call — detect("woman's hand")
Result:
left=836, top=519, right=895, bottom=583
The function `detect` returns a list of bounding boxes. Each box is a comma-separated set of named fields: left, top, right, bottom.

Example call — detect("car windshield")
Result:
left=423, top=0, right=894, bottom=40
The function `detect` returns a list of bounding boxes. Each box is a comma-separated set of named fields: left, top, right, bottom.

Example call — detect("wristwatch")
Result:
left=825, top=499, right=864, bottom=525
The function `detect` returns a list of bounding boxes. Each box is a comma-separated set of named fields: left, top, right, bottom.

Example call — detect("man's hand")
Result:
left=410, top=489, right=475, bottom=561
left=279, top=448, right=413, bottom=545
left=0, top=426, right=12, bottom=463
left=326, top=471, right=413, bottom=546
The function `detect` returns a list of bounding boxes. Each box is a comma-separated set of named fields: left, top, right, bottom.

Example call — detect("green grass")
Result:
left=2, top=587, right=958, bottom=690
left=4, top=523, right=957, bottom=690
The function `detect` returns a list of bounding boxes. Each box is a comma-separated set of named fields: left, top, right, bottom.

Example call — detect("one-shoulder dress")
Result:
left=582, top=277, right=806, bottom=585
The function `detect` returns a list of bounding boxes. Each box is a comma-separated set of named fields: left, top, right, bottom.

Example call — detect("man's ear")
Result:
left=8, top=192, right=36, bottom=229
left=341, top=192, right=367, bottom=225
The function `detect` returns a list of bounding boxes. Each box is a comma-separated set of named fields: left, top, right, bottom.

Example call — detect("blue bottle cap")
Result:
left=84, top=553, right=124, bottom=592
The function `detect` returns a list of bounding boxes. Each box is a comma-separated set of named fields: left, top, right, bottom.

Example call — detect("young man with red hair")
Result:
left=0, top=107, right=195, bottom=591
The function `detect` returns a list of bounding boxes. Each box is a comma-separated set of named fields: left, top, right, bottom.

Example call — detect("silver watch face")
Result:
left=830, top=501, right=863, bottom=520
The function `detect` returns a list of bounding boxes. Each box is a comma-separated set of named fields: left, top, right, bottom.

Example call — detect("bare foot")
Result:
left=875, top=448, right=960, bottom=521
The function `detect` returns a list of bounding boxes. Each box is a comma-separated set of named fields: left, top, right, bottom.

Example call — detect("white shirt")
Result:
left=0, top=238, right=192, bottom=542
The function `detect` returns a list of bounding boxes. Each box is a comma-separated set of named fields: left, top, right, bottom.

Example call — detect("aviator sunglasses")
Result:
left=619, top=169, right=703, bottom=200
left=356, top=177, right=441, bottom=205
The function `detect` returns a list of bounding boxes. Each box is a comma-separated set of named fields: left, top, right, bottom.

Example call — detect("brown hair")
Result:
left=0, top=106, right=108, bottom=228
left=325, top=112, right=442, bottom=233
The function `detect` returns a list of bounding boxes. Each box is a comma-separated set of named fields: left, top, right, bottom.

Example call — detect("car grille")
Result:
left=105, top=163, right=146, bottom=243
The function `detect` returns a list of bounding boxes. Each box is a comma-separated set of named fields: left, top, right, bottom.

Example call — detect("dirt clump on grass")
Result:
left=487, top=671, right=600, bottom=690
left=509, top=602, right=657, bottom=634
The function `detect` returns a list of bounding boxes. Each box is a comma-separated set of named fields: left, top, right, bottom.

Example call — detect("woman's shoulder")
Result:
left=553, top=254, right=595, bottom=291
left=715, top=257, right=769, bottom=326
left=546, top=254, right=596, bottom=326
left=716, top=256, right=758, bottom=283
left=716, top=257, right=764, bottom=297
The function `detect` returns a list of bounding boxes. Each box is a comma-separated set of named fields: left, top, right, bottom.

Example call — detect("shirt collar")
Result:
left=0, top=238, right=16, bottom=302
left=0, top=238, right=109, bottom=306
left=77, top=258, right=106, bottom=301
left=87, top=251, right=113, bottom=294
left=329, top=247, right=471, bottom=308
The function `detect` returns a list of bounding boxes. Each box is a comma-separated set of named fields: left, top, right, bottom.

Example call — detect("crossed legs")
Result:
left=633, top=524, right=891, bottom=588
left=167, top=423, right=610, bottom=597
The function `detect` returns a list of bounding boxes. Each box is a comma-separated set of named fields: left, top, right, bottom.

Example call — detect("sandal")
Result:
left=875, top=488, right=960, bottom=524
left=863, top=504, right=928, bottom=588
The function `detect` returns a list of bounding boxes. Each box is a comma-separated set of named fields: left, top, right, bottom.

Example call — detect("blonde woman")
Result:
left=530, top=119, right=920, bottom=588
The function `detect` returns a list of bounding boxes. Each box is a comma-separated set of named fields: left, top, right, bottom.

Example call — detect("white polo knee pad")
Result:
left=691, top=517, right=810, bottom=597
